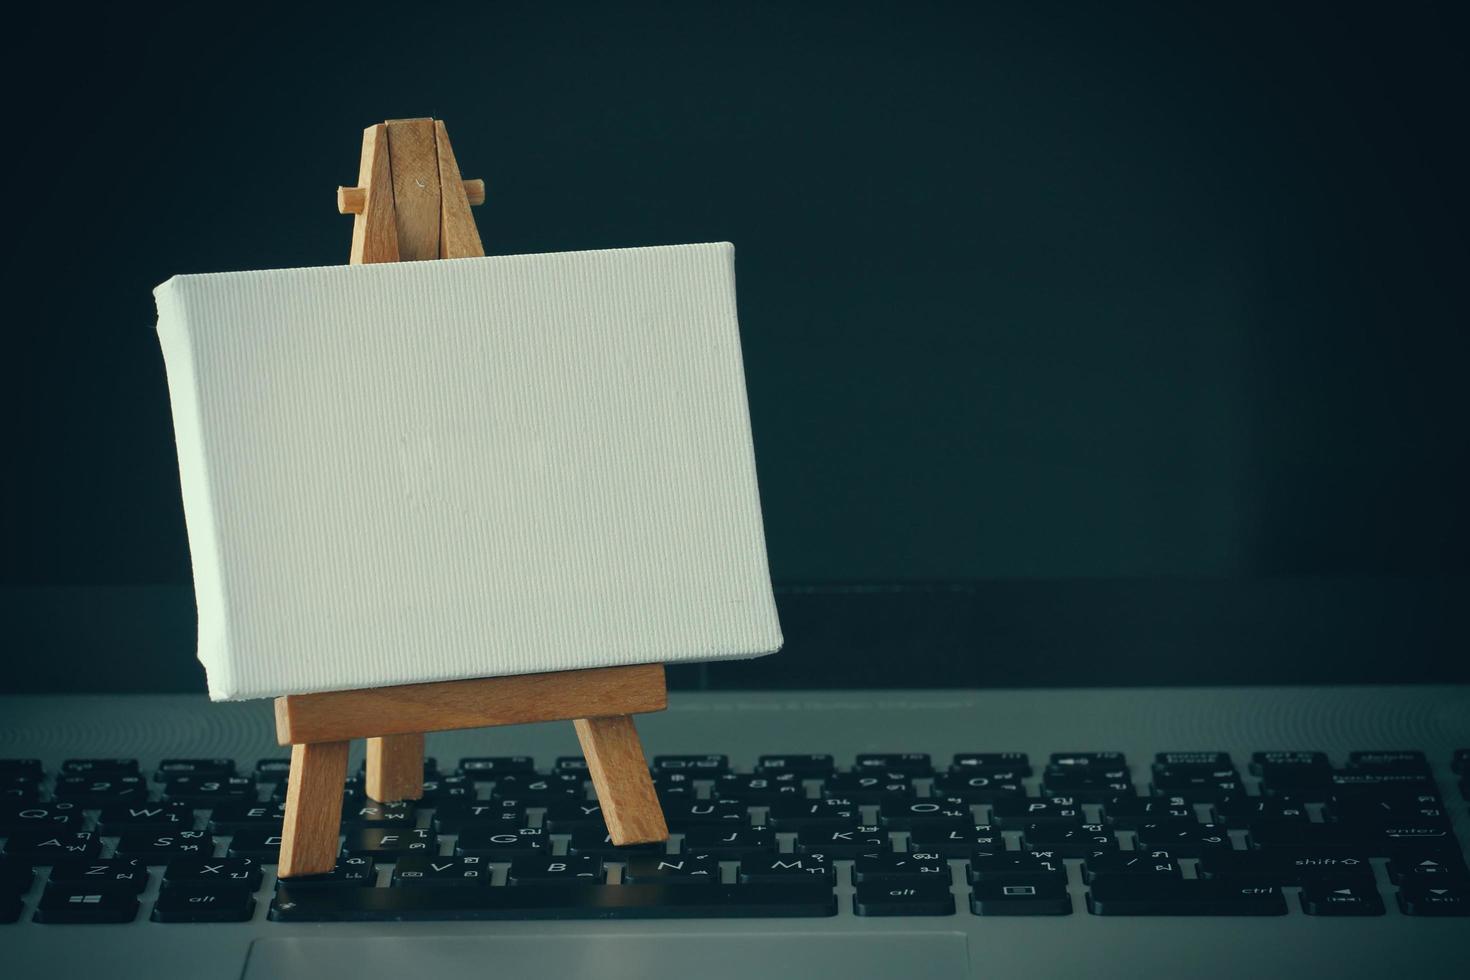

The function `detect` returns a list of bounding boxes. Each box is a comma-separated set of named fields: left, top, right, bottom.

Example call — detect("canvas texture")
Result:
left=154, top=243, right=781, bottom=700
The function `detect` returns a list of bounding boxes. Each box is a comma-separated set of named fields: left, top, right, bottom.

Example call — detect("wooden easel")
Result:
left=274, top=118, right=671, bottom=879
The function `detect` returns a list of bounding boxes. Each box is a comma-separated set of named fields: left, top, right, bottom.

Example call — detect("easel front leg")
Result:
left=574, top=715, right=668, bottom=844
left=366, top=733, right=425, bottom=802
left=278, top=740, right=350, bottom=878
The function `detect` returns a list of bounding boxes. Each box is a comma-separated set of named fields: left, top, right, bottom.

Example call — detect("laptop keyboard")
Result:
left=3, top=749, right=1467, bottom=923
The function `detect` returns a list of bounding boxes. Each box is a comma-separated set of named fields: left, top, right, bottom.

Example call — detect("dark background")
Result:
left=3, top=0, right=1466, bottom=691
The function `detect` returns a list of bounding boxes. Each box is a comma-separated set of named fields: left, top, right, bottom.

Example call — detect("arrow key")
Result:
left=1387, top=855, right=1469, bottom=885
left=1300, top=881, right=1384, bottom=916
left=1397, top=884, right=1470, bottom=917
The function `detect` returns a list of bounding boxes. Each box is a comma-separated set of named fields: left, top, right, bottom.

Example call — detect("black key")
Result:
left=458, top=756, right=536, bottom=778
left=165, top=857, right=262, bottom=890
left=49, top=859, right=149, bottom=892
left=433, top=800, right=524, bottom=833
left=1022, top=824, right=1119, bottom=858
left=507, top=856, right=603, bottom=884
left=345, top=801, right=418, bottom=827
left=254, top=759, right=292, bottom=783
left=931, top=774, right=1027, bottom=803
left=1300, top=881, right=1384, bottom=916
left=1397, top=884, right=1470, bottom=917
left=343, top=828, right=437, bottom=857
left=0, top=759, right=44, bottom=780
left=490, top=773, right=584, bottom=803
left=1251, top=820, right=1456, bottom=856
left=990, top=798, right=1083, bottom=828
left=454, top=827, right=546, bottom=859
left=1043, top=765, right=1130, bottom=787
left=1086, top=878, right=1287, bottom=916
left=1327, top=796, right=1450, bottom=827
left=967, top=852, right=1066, bottom=884
left=1453, top=749, right=1469, bottom=775
left=1328, top=771, right=1438, bottom=798
left=357, top=757, right=440, bottom=780
left=3, top=831, right=101, bottom=862
left=951, top=753, right=1031, bottom=777
left=824, top=773, right=914, bottom=802
left=272, top=882, right=837, bottom=920
left=1, top=802, right=82, bottom=833
left=1210, top=796, right=1307, bottom=828
left=60, top=759, right=138, bottom=776
left=161, top=775, right=256, bottom=803
left=553, top=756, right=589, bottom=774
left=53, top=774, right=147, bottom=804
left=1148, top=768, right=1243, bottom=802
left=713, top=772, right=805, bottom=803
left=1081, top=852, right=1182, bottom=883
left=564, top=831, right=665, bottom=859
left=853, top=883, right=953, bottom=916
left=757, top=754, right=835, bottom=777
left=680, top=827, right=777, bottom=856
left=1254, top=754, right=1334, bottom=796
left=907, top=824, right=1003, bottom=857
left=115, top=830, right=214, bottom=862
left=738, top=854, right=834, bottom=884
left=33, top=882, right=139, bottom=923
left=0, top=856, right=35, bottom=895
left=1, top=777, right=42, bottom=803
left=1197, top=851, right=1373, bottom=885
left=1041, top=776, right=1133, bottom=803
left=270, top=781, right=363, bottom=806
left=151, top=884, right=256, bottom=922
left=851, top=853, right=950, bottom=885
left=228, top=830, right=285, bottom=860
left=970, top=879, right=1071, bottom=915
left=97, top=801, right=195, bottom=834
left=1347, top=750, right=1429, bottom=773
left=274, top=856, right=375, bottom=888
left=652, top=755, right=728, bottom=776
left=417, top=776, right=475, bottom=803
left=854, top=753, right=932, bottom=776
left=393, top=856, right=494, bottom=886
left=541, top=801, right=610, bottom=832
left=662, top=801, right=747, bottom=829
left=155, top=758, right=236, bottom=781
left=1050, top=752, right=1126, bottom=769
left=1101, top=796, right=1196, bottom=829
left=652, top=773, right=698, bottom=799
left=1154, top=752, right=1233, bottom=770
left=623, top=854, right=720, bottom=884
left=1387, top=854, right=1469, bottom=884
left=879, top=797, right=973, bottom=830
left=1136, top=822, right=1232, bottom=856
left=209, top=802, right=286, bottom=833
left=764, top=798, right=862, bottom=830
left=796, top=825, right=890, bottom=857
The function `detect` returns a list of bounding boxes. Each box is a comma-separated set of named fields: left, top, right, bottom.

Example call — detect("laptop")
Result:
left=2, top=585, right=1466, bottom=979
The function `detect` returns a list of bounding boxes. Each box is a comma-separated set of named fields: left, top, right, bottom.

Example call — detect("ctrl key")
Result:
left=853, top=884, right=955, bottom=916
left=33, top=883, right=139, bottom=924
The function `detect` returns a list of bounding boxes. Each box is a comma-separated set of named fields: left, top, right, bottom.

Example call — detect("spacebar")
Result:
left=271, top=883, right=838, bottom=921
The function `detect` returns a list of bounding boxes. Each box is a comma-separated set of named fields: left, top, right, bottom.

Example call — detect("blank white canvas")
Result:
left=154, top=243, right=781, bottom=701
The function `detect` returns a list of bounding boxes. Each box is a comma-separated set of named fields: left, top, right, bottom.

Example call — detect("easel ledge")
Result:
left=274, top=663, right=667, bottom=743
left=273, top=118, right=670, bottom=879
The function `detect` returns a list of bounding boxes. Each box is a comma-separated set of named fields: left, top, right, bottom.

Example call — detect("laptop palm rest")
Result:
left=243, top=931, right=970, bottom=979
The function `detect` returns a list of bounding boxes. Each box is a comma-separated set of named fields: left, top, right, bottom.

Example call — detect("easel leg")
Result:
left=574, top=715, right=668, bottom=844
left=278, top=740, right=350, bottom=878
left=365, top=733, right=426, bottom=802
